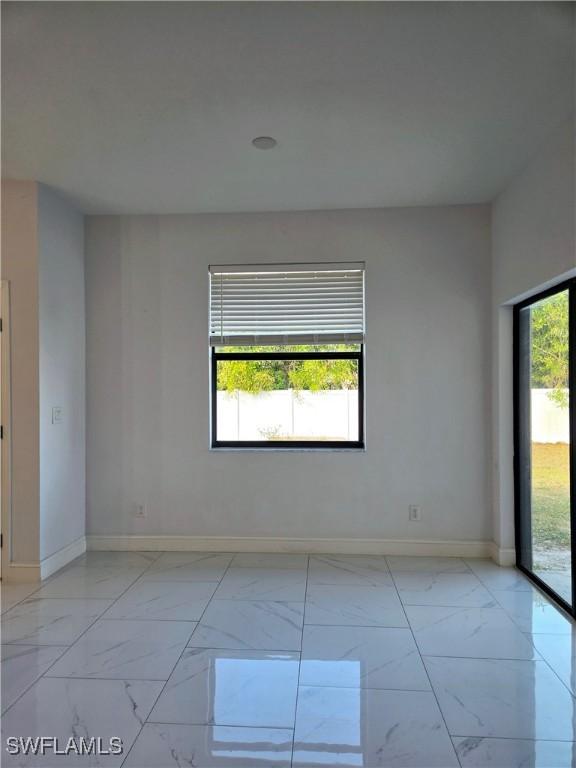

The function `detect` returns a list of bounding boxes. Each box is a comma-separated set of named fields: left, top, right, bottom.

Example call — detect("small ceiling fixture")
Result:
left=252, top=136, right=277, bottom=150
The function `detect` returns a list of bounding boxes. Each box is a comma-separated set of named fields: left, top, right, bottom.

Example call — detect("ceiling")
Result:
left=2, top=2, right=574, bottom=214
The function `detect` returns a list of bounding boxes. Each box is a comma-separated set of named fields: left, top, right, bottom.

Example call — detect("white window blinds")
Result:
left=209, top=263, right=365, bottom=346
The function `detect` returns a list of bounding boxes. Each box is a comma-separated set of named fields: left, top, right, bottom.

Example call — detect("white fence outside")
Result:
left=217, top=389, right=359, bottom=441
left=531, top=389, right=569, bottom=444
left=216, top=387, right=568, bottom=444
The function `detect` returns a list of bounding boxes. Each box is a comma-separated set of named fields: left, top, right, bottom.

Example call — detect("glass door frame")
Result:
left=513, top=277, right=576, bottom=618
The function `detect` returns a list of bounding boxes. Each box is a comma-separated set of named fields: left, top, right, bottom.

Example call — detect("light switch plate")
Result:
left=52, top=406, right=63, bottom=424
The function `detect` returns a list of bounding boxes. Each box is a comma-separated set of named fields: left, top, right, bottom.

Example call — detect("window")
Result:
left=209, top=263, right=365, bottom=449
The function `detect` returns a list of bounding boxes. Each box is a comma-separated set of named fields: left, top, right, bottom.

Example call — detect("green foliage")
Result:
left=217, top=360, right=277, bottom=394
left=288, top=358, right=357, bottom=391
left=531, top=442, right=571, bottom=555
left=530, top=292, right=569, bottom=408
left=216, top=345, right=358, bottom=394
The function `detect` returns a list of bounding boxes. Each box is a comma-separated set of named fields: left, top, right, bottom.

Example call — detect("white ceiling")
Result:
left=2, top=2, right=574, bottom=214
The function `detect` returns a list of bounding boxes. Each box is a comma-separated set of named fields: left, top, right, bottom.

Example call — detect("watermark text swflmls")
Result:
left=6, top=736, right=123, bottom=756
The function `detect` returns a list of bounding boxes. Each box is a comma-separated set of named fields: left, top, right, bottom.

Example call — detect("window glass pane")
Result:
left=529, top=290, right=571, bottom=603
left=215, top=358, right=360, bottom=442
left=517, top=288, right=572, bottom=606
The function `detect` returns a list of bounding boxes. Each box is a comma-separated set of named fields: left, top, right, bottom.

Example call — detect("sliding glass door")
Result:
left=514, top=279, right=575, bottom=614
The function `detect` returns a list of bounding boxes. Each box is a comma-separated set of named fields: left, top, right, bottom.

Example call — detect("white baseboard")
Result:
left=2, top=536, right=512, bottom=584
left=40, top=535, right=87, bottom=579
left=489, top=542, right=516, bottom=566
left=87, top=534, right=493, bottom=559
left=2, top=562, right=41, bottom=583
left=2, top=536, right=87, bottom=583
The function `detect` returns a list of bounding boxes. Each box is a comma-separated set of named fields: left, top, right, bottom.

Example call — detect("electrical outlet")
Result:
left=133, top=503, right=146, bottom=518
left=408, top=505, right=421, bottom=522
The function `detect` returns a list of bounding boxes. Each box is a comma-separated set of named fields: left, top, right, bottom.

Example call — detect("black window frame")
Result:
left=211, top=347, right=365, bottom=450
left=513, top=276, right=576, bottom=618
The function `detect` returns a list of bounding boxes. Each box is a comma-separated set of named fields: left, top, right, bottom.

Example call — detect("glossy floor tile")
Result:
left=492, top=586, right=576, bottom=634
left=300, top=625, right=430, bottom=690
left=189, top=599, right=304, bottom=651
left=103, top=580, right=217, bottom=621
left=149, top=648, right=300, bottom=728
left=1, top=677, right=163, bottom=766
left=532, top=633, right=576, bottom=694
left=69, top=551, right=161, bottom=569
left=305, top=584, right=407, bottom=627
left=143, top=552, right=233, bottom=582
left=45, top=618, right=195, bottom=679
left=214, top=568, right=307, bottom=601
left=426, top=656, right=576, bottom=740
left=466, top=559, right=535, bottom=591
left=1, top=583, right=40, bottom=614
left=231, top=552, right=308, bottom=569
left=33, top=566, right=142, bottom=599
left=1, top=597, right=113, bottom=645
left=307, top=555, right=392, bottom=586
left=393, top=572, right=497, bottom=607
left=386, top=556, right=471, bottom=573
left=124, top=723, right=293, bottom=767
left=292, top=686, right=459, bottom=767
left=3, top=552, right=576, bottom=766
left=453, top=736, right=576, bottom=768
left=406, top=605, right=539, bottom=659
left=1, top=644, right=67, bottom=712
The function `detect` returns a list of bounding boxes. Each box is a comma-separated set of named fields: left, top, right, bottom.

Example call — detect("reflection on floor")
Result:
left=1, top=552, right=575, bottom=767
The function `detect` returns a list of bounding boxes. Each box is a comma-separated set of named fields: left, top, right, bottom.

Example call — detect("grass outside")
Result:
left=532, top=442, right=571, bottom=552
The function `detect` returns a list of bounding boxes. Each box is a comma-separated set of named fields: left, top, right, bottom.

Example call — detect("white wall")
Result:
left=38, top=185, right=86, bottom=561
left=493, top=119, right=575, bottom=306
left=86, top=206, right=491, bottom=545
left=492, top=117, right=576, bottom=559
left=1, top=180, right=40, bottom=565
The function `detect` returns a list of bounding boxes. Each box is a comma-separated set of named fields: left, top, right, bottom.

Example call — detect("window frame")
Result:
left=210, top=347, right=365, bottom=450
left=513, top=277, right=576, bottom=618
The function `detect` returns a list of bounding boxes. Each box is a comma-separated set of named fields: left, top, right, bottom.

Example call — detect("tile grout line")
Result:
left=4, top=553, right=576, bottom=763
left=387, top=556, right=464, bottom=768
left=0, top=553, right=164, bottom=716
left=1, top=550, right=164, bottom=607
left=290, top=553, right=310, bottom=768
left=3, top=553, right=305, bottom=766
left=449, top=734, right=576, bottom=744
left=475, top=567, right=576, bottom=700
left=118, top=552, right=238, bottom=768
left=467, top=558, right=575, bottom=630
left=0, top=643, right=69, bottom=717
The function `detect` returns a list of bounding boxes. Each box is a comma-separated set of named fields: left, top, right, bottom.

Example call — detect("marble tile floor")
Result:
left=1, top=552, right=575, bottom=767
